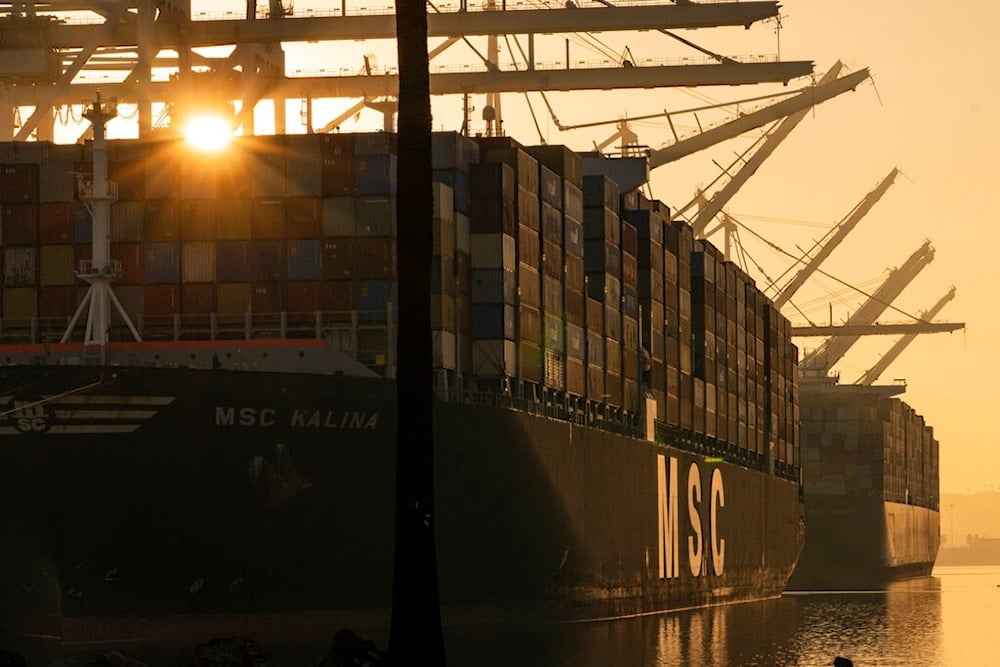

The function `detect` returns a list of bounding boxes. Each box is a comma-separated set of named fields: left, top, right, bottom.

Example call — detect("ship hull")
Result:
left=786, top=495, right=940, bottom=590
left=1, top=363, right=804, bottom=645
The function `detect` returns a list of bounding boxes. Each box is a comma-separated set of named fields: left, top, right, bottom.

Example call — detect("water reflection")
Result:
left=447, top=575, right=953, bottom=666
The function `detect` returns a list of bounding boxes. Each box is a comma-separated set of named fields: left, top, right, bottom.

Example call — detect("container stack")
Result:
left=623, top=203, right=666, bottom=420
left=799, top=391, right=940, bottom=511
left=1, top=142, right=82, bottom=335
left=526, top=145, right=584, bottom=399
left=764, top=301, right=799, bottom=475
left=582, top=175, right=622, bottom=408
left=1, top=134, right=803, bottom=479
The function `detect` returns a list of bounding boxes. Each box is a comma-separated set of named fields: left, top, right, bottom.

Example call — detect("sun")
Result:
left=183, top=115, right=233, bottom=151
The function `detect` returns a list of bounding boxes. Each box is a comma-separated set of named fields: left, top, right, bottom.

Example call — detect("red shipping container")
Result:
left=285, top=197, right=322, bottom=238
left=111, top=242, right=144, bottom=285
left=39, top=202, right=74, bottom=244
left=2, top=204, right=38, bottom=245
left=39, top=286, right=76, bottom=319
left=287, top=281, right=320, bottom=312
left=251, top=282, right=285, bottom=313
left=181, top=283, right=216, bottom=315
left=319, top=280, right=356, bottom=311
left=144, top=284, right=180, bottom=316
left=251, top=199, right=286, bottom=239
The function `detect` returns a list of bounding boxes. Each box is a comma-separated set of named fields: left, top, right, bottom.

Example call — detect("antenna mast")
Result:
left=60, top=92, right=142, bottom=360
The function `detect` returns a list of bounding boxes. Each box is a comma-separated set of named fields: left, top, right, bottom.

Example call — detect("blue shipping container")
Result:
left=433, top=169, right=471, bottom=215
left=145, top=242, right=180, bottom=284
left=357, top=279, right=398, bottom=321
left=356, top=154, right=398, bottom=195
left=287, top=239, right=322, bottom=281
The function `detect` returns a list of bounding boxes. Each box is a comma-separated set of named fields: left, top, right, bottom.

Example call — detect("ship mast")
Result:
left=60, top=92, right=142, bottom=360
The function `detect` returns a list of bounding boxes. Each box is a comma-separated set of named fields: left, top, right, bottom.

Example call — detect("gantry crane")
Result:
left=0, top=0, right=811, bottom=140
left=772, top=168, right=899, bottom=307
left=852, top=287, right=959, bottom=386
left=799, top=240, right=935, bottom=375
left=678, top=61, right=855, bottom=237
left=648, top=65, right=870, bottom=169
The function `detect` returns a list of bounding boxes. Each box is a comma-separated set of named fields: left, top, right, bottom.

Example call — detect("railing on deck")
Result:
left=0, top=307, right=799, bottom=482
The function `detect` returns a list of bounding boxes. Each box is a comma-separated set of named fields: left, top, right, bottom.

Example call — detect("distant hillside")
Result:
left=940, top=490, right=1000, bottom=547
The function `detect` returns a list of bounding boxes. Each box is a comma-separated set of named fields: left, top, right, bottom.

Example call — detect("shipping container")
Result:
left=356, top=196, right=396, bottom=236
left=322, top=196, right=357, bottom=237
left=216, top=240, right=250, bottom=282
left=141, top=242, right=179, bottom=284
left=216, top=199, right=253, bottom=239
left=252, top=239, right=286, bottom=282
left=182, top=242, right=216, bottom=283
left=4, top=247, right=36, bottom=286
left=144, top=283, right=180, bottom=317
left=287, top=239, right=322, bottom=281
left=356, top=154, right=398, bottom=195
left=354, top=237, right=396, bottom=280
left=285, top=197, right=323, bottom=238
left=473, top=339, right=517, bottom=377
left=251, top=199, right=286, bottom=239
left=3, top=286, right=37, bottom=320
left=321, top=239, right=355, bottom=280
left=0, top=164, right=40, bottom=203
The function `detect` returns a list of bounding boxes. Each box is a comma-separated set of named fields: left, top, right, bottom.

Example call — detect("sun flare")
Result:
left=183, top=115, right=233, bottom=151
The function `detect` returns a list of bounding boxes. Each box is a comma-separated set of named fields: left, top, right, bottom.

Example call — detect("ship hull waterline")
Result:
left=1, top=362, right=804, bottom=647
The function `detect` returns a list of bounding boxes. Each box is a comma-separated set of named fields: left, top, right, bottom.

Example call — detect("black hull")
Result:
left=786, top=495, right=939, bottom=590
left=1, top=364, right=804, bottom=644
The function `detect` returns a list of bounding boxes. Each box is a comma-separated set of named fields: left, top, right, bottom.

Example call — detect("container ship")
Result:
left=787, top=382, right=940, bottom=590
left=0, top=130, right=804, bottom=645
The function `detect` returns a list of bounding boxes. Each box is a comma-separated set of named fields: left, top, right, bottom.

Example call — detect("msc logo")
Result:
left=6, top=399, right=54, bottom=434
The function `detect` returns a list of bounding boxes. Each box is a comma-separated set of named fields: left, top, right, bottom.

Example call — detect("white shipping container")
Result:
left=182, top=242, right=216, bottom=283
left=432, top=330, right=457, bottom=370
left=455, top=212, right=471, bottom=254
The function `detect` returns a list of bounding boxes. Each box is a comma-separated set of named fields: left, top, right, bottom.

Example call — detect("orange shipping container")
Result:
left=181, top=283, right=216, bottom=315
left=144, top=284, right=180, bottom=316
left=3, top=287, right=37, bottom=321
left=179, top=200, right=218, bottom=241
left=40, top=245, right=75, bottom=286
left=217, top=283, right=251, bottom=315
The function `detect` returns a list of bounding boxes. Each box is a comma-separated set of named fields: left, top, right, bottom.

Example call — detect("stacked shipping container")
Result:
left=0, top=134, right=799, bottom=475
left=799, top=390, right=940, bottom=510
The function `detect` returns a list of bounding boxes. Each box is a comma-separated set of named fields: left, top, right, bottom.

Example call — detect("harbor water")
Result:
left=5, top=566, right=997, bottom=664
left=445, top=565, right=998, bottom=666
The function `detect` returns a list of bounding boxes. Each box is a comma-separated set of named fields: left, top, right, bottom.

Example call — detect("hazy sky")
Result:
left=107, top=1, right=990, bottom=493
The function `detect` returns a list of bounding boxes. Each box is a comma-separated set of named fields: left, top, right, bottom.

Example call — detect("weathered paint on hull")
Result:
left=1, top=364, right=803, bottom=645
left=786, top=496, right=940, bottom=590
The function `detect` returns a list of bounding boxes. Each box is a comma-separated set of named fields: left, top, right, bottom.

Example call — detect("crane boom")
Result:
left=649, top=66, right=871, bottom=169
left=800, top=240, right=934, bottom=373
left=853, top=287, right=959, bottom=385
left=773, top=167, right=899, bottom=307
left=794, top=322, right=962, bottom=337
left=687, top=61, right=845, bottom=236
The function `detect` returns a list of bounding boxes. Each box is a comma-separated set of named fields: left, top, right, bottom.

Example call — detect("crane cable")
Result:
left=503, top=34, right=547, bottom=143
left=589, top=0, right=734, bottom=64
left=724, top=215, right=931, bottom=325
